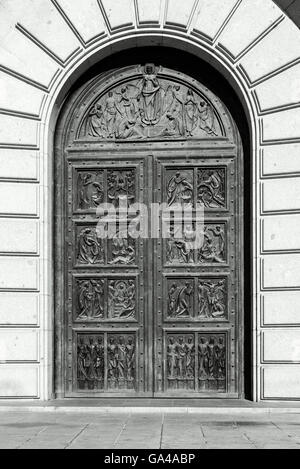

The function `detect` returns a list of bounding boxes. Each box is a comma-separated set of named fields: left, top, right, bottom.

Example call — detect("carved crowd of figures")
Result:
left=77, top=336, right=104, bottom=389
left=198, top=336, right=226, bottom=386
left=77, top=335, right=136, bottom=390
left=167, top=335, right=226, bottom=391
left=107, top=336, right=136, bottom=389
left=84, top=64, right=218, bottom=140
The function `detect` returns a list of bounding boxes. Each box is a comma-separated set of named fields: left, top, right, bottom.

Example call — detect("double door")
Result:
left=63, top=148, right=242, bottom=398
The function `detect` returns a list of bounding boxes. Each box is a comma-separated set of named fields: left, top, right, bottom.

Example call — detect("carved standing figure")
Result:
left=167, top=171, right=193, bottom=206
left=126, top=336, right=135, bottom=383
left=186, top=337, right=195, bottom=379
left=198, top=337, right=209, bottom=379
left=167, top=336, right=177, bottom=379
left=198, top=100, right=217, bottom=136
left=107, top=337, right=118, bottom=384
left=184, top=89, right=198, bottom=136
left=104, top=91, right=121, bottom=138
left=77, top=337, right=88, bottom=388
left=139, top=64, right=162, bottom=125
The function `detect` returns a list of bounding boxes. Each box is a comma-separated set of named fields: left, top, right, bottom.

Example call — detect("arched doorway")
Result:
left=54, top=54, right=247, bottom=399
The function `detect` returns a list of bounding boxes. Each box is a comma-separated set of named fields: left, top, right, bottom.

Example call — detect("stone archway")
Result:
left=0, top=0, right=299, bottom=402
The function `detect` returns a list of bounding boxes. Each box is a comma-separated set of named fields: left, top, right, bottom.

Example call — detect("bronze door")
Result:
left=55, top=64, right=243, bottom=398
left=153, top=151, right=242, bottom=397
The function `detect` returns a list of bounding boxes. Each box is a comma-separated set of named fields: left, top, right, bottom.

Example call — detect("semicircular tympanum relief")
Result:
left=68, top=64, right=234, bottom=143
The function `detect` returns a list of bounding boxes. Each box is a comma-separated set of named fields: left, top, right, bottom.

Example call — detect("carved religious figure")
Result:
left=198, top=225, right=225, bottom=264
left=77, top=279, right=104, bottom=320
left=166, top=335, right=195, bottom=390
left=167, top=336, right=177, bottom=379
left=77, top=337, right=88, bottom=389
left=184, top=89, right=198, bottom=137
left=198, top=279, right=226, bottom=319
left=167, top=224, right=195, bottom=264
left=198, top=337, right=209, bottom=380
left=198, top=168, right=225, bottom=208
left=107, top=169, right=135, bottom=208
left=139, top=63, right=162, bottom=125
left=185, top=336, right=195, bottom=379
left=198, top=100, right=217, bottom=136
left=108, top=280, right=136, bottom=319
left=77, top=227, right=104, bottom=265
left=104, top=91, right=122, bottom=138
left=86, top=103, right=107, bottom=137
left=107, top=335, right=136, bottom=389
left=77, top=172, right=104, bottom=209
left=107, top=337, right=118, bottom=386
left=109, top=232, right=135, bottom=265
left=167, top=281, right=193, bottom=318
left=167, top=171, right=193, bottom=206
left=215, top=337, right=226, bottom=380
left=126, top=336, right=135, bottom=383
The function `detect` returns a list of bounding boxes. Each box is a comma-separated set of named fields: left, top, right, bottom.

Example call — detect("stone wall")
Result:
left=0, top=0, right=299, bottom=401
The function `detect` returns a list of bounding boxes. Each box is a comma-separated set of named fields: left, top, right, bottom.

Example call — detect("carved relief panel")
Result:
left=165, top=277, right=228, bottom=321
left=76, top=65, right=226, bottom=142
left=165, top=333, right=227, bottom=392
left=77, top=332, right=136, bottom=391
left=74, top=277, right=137, bottom=322
left=74, top=167, right=137, bottom=213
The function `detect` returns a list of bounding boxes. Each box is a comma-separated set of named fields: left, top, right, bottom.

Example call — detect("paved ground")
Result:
left=1, top=410, right=300, bottom=449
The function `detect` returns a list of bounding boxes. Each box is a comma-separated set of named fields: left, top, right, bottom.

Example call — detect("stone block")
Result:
left=262, top=291, right=300, bottom=325
left=0, top=292, right=39, bottom=325
left=0, top=328, right=39, bottom=362
left=0, top=182, right=38, bottom=216
left=0, top=257, right=39, bottom=291
left=0, top=364, right=39, bottom=397
left=262, top=254, right=300, bottom=289
left=218, top=0, right=282, bottom=58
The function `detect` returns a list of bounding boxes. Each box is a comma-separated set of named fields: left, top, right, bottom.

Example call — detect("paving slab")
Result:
left=0, top=410, right=300, bottom=448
